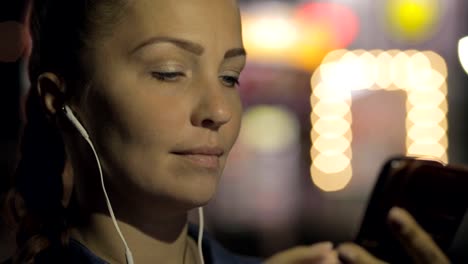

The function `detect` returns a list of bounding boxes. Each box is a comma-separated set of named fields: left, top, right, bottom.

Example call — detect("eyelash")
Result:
left=220, top=75, right=240, bottom=87
left=151, top=72, right=184, bottom=81
left=150, top=72, right=240, bottom=87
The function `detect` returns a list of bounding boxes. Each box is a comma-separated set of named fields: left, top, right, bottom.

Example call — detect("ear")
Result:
left=37, top=72, right=66, bottom=115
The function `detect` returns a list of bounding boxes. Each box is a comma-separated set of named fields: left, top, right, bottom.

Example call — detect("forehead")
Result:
left=111, top=0, right=243, bottom=50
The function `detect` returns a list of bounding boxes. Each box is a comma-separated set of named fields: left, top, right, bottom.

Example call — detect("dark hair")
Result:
left=6, top=0, right=125, bottom=262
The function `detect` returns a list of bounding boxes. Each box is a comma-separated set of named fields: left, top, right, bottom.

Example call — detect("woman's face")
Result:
left=76, top=0, right=245, bottom=208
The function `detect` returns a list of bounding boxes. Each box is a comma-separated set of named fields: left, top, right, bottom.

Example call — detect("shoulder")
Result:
left=67, top=239, right=108, bottom=264
left=0, top=241, right=107, bottom=264
left=188, top=224, right=263, bottom=264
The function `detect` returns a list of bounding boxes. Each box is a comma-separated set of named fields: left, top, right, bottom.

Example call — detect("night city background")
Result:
left=1, top=0, right=468, bottom=262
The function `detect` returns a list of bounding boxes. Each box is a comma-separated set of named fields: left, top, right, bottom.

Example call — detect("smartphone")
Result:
left=354, top=156, right=468, bottom=263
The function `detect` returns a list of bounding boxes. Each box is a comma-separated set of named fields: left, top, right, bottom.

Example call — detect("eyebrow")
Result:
left=224, top=48, right=247, bottom=59
left=130, top=36, right=246, bottom=59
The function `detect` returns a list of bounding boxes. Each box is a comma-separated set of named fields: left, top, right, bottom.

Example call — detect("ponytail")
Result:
left=6, top=86, right=69, bottom=263
left=5, top=0, right=128, bottom=262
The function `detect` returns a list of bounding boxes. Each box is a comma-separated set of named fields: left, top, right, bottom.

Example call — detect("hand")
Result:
left=264, top=242, right=339, bottom=264
left=336, top=207, right=451, bottom=264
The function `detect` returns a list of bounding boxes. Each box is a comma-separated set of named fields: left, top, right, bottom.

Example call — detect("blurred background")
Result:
left=1, top=0, right=468, bottom=262
left=203, top=0, right=468, bottom=262
left=0, top=0, right=27, bottom=261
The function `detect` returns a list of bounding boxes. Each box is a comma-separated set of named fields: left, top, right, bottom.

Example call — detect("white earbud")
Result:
left=62, top=105, right=90, bottom=140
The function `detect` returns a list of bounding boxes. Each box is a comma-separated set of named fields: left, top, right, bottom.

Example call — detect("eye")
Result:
left=220, top=75, right=240, bottom=87
left=151, top=72, right=185, bottom=81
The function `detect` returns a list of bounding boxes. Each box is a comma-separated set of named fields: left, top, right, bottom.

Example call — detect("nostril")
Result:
left=201, top=119, right=216, bottom=129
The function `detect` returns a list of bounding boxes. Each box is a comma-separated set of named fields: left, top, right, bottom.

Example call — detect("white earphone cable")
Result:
left=63, top=106, right=134, bottom=264
left=63, top=105, right=206, bottom=264
left=87, top=139, right=134, bottom=264
left=197, top=207, right=205, bottom=264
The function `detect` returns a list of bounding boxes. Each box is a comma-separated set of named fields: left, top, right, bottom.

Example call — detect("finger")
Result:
left=264, top=242, right=334, bottom=264
left=318, top=250, right=340, bottom=264
left=336, top=243, right=388, bottom=264
left=387, top=207, right=450, bottom=264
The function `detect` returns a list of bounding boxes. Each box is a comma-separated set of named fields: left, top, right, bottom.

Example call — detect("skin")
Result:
left=42, top=0, right=245, bottom=262
left=336, top=207, right=451, bottom=264
left=37, top=0, right=451, bottom=263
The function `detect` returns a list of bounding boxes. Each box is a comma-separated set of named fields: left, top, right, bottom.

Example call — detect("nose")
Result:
left=191, top=80, right=232, bottom=131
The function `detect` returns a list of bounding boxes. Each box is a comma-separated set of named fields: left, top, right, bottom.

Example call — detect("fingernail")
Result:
left=338, top=247, right=355, bottom=263
left=388, top=207, right=405, bottom=232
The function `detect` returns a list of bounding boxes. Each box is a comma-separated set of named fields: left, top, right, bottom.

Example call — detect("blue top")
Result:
left=4, top=225, right=262, bottom=264
left=69, top=224, right=262, bottom=264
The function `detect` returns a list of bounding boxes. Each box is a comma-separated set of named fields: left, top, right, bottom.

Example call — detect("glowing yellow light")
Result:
left=246, top=17, right=298, bottom=51
left=407, top=107, right=445, bottom=124
left=374, top=52, right=393, bottom=89
left=311, top=161, right=352, bottom=192
left=409, top=52, right=432, bottom=71
left=407, top=90, right=444, bottom=107
left=410, top=78, right=444, bottom=94
left=408, top=125, right=445, bottom=142
left=407, top=142, right=445, bottom=157
left=358, top=52, right=378, bottom=89
left=313, top=118, right=351, bottom=136
left=319, top=52, right=373, bottom=91
left=313, top=136, right=350, bottom=153
left=391, top=52, right=411, bottom=89
left=314, top=152, right=350, bottom=174
left=242, top=13, right=298, bottom=64
left=313, top=101, right=350, bottom=118
left=311, top=49, right=448, bottom=192
left=386, top=0, right=440, bottom=42
left=311, top=83, right=352, bottom=103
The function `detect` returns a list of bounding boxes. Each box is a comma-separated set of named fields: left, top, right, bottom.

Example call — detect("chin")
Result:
left=134, top=163, right=222, bottom=210
left=171, top=177, right=219, bottom=210
left=139, top=175, right=217, bottom=211
left=186, top=180, right=218, bottom=206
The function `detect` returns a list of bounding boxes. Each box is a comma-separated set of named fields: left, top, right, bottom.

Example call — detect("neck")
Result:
left=66, top=145, right=202, bottom=264
left=70, top=212, right=200, bottom=264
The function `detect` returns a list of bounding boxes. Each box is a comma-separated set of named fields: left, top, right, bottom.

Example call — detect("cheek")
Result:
left=88, top=84, right=186, bottom=148
left=224, top=95, right=243, bottom=149
left=81, top=85, right=190, bottom=183
left=120, top=100, right=184, bottom=145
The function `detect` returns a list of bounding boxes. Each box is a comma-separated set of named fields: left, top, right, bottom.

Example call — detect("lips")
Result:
left=172, top=147, right=224, bottom=157
left=172, top=147, right=223, bottom=169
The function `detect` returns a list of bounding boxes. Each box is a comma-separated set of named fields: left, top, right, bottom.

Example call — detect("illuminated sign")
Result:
left=310, top=50, right=448, bottom=191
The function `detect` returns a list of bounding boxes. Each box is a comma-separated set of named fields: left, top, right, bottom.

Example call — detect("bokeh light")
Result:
left=385, top=0, right=441, bottom=42
left=242, top=2, right=359, bottom=71
left=459, top=36, right=468, bottom=75
left=311, top=50, right=448, bottom=192
left=295, top=2, right=359, bottom=48
left=239, top=105, right=300, bottom=152
left=241, top=3, right=296, bottom=64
